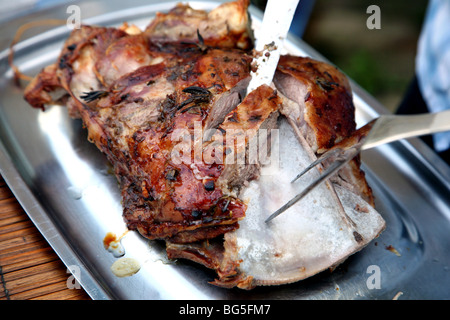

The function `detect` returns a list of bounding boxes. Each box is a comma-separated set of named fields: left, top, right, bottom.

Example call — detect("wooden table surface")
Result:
left=0, top=174, right=91, bottom=300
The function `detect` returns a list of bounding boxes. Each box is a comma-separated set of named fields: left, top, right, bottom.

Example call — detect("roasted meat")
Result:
left=23, top=0, right=384, bottom=289
left=24, top=0, right=277, bottom=244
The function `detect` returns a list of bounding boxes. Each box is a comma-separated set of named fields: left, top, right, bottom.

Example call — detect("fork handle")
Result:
left=362, top=109, right=450, bottom=150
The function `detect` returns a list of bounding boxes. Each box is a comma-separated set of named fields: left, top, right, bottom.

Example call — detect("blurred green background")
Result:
left=252, top=0, right=429, bottom=112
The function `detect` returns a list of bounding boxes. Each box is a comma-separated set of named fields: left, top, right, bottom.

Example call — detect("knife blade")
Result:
left=247, top=0, right=300, bottom=93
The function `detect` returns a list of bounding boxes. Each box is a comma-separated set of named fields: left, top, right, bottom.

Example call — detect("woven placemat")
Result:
left=0, top=175, right=91, bottom=300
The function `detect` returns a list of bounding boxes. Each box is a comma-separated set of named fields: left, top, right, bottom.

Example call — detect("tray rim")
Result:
left=1, top=0, right=449, bottom=300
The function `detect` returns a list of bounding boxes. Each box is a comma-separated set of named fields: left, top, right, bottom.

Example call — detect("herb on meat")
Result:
left=80, top=90, right=108, bottom=102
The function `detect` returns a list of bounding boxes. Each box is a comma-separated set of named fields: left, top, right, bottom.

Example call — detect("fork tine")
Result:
left=265, top=146, right=361, bottom=223
left=290, top=148, right=342, bottom=183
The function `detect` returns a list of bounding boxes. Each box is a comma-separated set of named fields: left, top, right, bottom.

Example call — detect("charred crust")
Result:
left=227, top=111, right=239, bottom=122
left=58, top=53, right=71, bottom=69
left=315, top=77, right=340, bottom=91
left=165, top=168, right=179, bottom=181
left=176, top=86, right=211, bottom=112
left=326, top=135, right=336, bottom=149
left=66, top=44, right=77, bottom=51
left=353, top=231, right=364, bottom=243
left=191, top=210, right=202, bottom=219
left=267, top=89, right=278, bottom=100
left=248, top=115, right=262, bottom=122
left=224, top=69, right=240, bottom=77
left=167, top=72, right=178, bottom=81
left=315, top=107, right=323, bottom=118
left=203, top=180, right=215, bottom=191
left=220, top=198, right=231, bottom=213
left=120, top=93, right=130, bottom=101
left=182, top=86, right=211, bottom=96
left=80, top=90, right=108, bottom=102
left=159, top=94, right=177, bottom=121
left=304, top=91, right=311, bottom=102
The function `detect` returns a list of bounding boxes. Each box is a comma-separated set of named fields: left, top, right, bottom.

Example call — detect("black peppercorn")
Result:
left=204, top=180, right=215, bottom=191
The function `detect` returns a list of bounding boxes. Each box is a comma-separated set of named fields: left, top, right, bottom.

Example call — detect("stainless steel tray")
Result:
left=1, top=0, right=449, bottom=300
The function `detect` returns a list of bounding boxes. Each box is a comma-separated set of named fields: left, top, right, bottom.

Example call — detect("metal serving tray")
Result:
left=0, top=0, right=449, bottom=300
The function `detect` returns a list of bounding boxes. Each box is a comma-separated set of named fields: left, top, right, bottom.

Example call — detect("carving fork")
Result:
left=265, top=110, right=450, bottom=223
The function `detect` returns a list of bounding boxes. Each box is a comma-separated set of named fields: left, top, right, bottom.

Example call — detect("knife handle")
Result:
left=362, top=109, right=450, bottom=150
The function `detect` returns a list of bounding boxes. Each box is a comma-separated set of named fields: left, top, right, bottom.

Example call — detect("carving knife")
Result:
left=247, top=0, right=300, bottom=93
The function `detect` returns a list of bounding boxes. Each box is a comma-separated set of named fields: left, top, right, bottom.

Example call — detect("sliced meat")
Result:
left=274, top=55, right=374, bottom=206
left=215, top=84, right=280, bottom=191
left=274, top=55, right=356, bottom=153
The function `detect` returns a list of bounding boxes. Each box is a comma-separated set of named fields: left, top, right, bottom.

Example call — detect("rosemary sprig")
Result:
left=80, top=90, right=108, bottom=103
left=176, top=86, right=211, bottom=111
